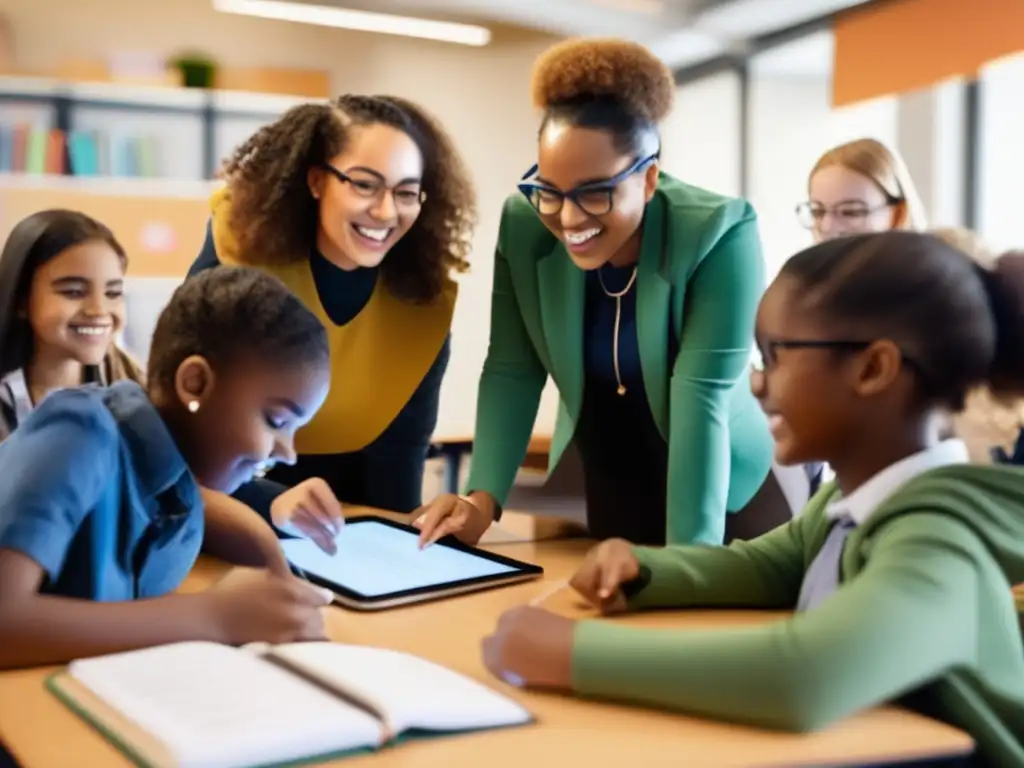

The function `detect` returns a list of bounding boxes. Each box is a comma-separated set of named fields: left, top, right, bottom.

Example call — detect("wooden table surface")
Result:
left=0, top=509, right=973, bottom=768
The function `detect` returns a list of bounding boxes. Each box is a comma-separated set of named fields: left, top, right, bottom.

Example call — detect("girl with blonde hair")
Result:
left=798, top=138, right=927, bottom=242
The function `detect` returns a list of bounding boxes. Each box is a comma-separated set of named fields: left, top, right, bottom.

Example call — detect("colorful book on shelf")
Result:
left=0, top=124, right=12, bottom=172
left=47, top=640, right=533, bottom=768
left=9, top=123, right=27, bottom=172
left=67, top=130, right=99, bottom=176
left=45, top=129, right=67, bottom=174
left=23, top=128, right=47, bottom=174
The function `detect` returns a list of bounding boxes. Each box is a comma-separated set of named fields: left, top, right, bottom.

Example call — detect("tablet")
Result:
left=280, top=515, right=544, bottom=610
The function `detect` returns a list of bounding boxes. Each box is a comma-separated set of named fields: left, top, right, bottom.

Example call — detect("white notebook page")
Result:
left=68, top=642, right=382, bottom=768
left=269, top=643, right=531, bottom=735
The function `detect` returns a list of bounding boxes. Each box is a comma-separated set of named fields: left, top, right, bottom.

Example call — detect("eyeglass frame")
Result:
left=752, top=338, right=927, bottom=382
left=794, top=194, right=903, bottom=231
left=320, top=163, right=427, bottom=207
left=753, top=339, right=871, bottom=372
left=517, top=154, right=659, bottom=217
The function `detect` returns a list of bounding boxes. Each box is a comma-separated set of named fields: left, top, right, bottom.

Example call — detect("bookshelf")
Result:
left=0, top=75, right=312, bottom=180
left=0, top=77, right=318, bottom=361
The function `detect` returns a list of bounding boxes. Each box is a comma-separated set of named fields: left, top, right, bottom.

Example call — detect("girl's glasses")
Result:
left=795, top=199, right=901, bottom=231
left=752, top=338, right=927, bottom=386
left=752, top=339, right=872, bottom=373
left=518, top=154, right=658, bottom=217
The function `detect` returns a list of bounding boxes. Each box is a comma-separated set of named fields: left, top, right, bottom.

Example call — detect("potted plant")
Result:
left=169, top=52, right=217, bottom=89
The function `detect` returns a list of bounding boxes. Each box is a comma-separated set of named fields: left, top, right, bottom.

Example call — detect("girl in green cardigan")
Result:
left=415, top=38, right=787, bottom=548
left=484, top=231, right=1024, bottom=767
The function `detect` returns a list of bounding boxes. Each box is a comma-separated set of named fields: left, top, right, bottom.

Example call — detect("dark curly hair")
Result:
left=222, top=95, right=476, bottom=304
left=531, top=38, right=675, bottom=156
left=147, top=266, right=329, bottom=394
left=781, top=231, right=1024, bottom=410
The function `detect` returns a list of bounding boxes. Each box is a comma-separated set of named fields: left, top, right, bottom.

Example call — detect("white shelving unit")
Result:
left=0, top=171, right=219, bottom=197
left=0, top=75, right=319, bottom=180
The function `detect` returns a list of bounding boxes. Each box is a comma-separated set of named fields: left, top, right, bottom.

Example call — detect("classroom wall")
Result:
left=661, top=28, right=973, bottom=294
left=0, top=0, right=562, bottom=441
left=747, top=75, right=829, bottom=280
left=978, top=51, right=1024, bottom=253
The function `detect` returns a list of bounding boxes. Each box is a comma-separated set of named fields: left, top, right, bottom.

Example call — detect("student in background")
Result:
left=0, top=267, right=335, bottom=669
left=189, top=95, right=476, bottom=516
left=799, top=138, right=926, bottom=242
left=0, top=210, right=143, bottom=441
left=415, top=38, right=785, bottom=548
left=795, top=138, right=927, bottom=492
left=482, top=232, right=1024, bottom=765
left=933, top=226, right=1024, bottom=466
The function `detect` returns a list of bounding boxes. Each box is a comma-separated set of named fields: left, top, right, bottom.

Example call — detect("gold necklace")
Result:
left=597, top=265, right=638, bottom=395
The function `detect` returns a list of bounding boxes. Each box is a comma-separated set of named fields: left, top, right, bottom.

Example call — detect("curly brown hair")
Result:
left=531, top=38, right=674, bottom=156
left=531, top=37, right=675, bottom=123
left=222, top=95, right=475, bottom=304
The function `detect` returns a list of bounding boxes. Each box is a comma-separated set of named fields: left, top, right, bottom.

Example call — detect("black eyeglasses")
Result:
left=322, top=164, right=426, bottom=208
left=518, top=154, right=658, bottom=217
left=753, top=339, right=871, bottom=372
left=753, top=337, right=927, bottom=380
left=795, top=197, right=902, bottom=231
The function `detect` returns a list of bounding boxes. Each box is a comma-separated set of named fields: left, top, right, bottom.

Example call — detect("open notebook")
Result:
left=46, top=641, right=533, bottom=768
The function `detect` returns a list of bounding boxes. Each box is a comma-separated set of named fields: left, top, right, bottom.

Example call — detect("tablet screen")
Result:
left=280, top=519, right=522, bottom=598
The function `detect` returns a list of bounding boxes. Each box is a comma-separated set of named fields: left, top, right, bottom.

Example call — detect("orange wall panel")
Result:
left=834, top=0, right=1024, bottom=106
left=0, top=186, right=210, bottom=278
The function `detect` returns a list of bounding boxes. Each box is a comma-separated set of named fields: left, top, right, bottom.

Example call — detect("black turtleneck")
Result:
left=188, top=222, right=450, bottom=516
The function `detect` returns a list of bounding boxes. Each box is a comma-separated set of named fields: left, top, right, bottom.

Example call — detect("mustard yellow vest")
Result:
left=209, top=188, right=456, bottom=455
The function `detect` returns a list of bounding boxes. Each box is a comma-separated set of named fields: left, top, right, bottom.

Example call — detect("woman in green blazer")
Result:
left=415, top=38, right=787, bottom=547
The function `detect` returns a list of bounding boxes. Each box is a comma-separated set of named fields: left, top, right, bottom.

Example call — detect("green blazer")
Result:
left=465, top=173, right=774, bottom=545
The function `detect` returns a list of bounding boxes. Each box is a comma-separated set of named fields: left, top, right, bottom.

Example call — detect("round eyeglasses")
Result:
left=322, top=164, right=426, bottom=209
left=795, top=199, right=899, bottom=231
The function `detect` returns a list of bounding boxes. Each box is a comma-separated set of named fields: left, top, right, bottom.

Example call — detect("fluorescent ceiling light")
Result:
left=695, top=0, right=867, bottom=39
left=587, top=0, right=664, bottom=13
left=212, top=0, right=492, bottom=46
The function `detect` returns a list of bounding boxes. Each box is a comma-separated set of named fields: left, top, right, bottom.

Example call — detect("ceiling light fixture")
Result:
left=588, top=0, right=665, bottom=13
left=212, top=0, right=492, bottom=47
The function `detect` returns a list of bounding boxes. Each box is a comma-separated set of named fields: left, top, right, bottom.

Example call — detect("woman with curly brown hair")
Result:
left=415, top=39, right=786, bottom=548
left=188, top=94, right=476, bottom=520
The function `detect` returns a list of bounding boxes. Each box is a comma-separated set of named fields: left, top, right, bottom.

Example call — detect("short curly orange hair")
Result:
left=531, top=38, right=674, bottom=124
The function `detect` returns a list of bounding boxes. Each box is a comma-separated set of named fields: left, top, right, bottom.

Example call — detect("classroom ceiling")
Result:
left=291, top=0, right=872, bottom=69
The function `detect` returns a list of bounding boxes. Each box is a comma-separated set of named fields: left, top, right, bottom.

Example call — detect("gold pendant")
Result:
left=617, top=384, right=627, bottom=396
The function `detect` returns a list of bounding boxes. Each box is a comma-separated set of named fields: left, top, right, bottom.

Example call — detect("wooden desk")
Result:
left=0, top=509, right=973, bottom=768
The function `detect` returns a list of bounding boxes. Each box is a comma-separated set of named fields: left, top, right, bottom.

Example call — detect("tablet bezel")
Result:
left=284, top=515, right=544, bottom=611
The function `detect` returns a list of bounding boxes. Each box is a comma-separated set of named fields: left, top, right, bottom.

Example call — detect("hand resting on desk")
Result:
left=482, top=606, right=575, bottom=691
left=569, top=538, right=641, bottom=615
left=481, top=538, right=643, bottom=691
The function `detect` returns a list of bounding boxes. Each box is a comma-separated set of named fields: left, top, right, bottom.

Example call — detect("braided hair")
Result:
left=222, top=95, right=475, bottom=304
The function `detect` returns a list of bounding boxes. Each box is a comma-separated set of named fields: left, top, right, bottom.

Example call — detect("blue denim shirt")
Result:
left=0, top=381, right=203, bottom=600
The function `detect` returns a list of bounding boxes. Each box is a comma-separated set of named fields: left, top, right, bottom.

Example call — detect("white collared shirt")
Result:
left=826, top=439, right=970, bottom=525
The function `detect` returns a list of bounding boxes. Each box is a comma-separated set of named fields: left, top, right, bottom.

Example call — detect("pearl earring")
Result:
left=187, top=401, right=200, bottom=414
